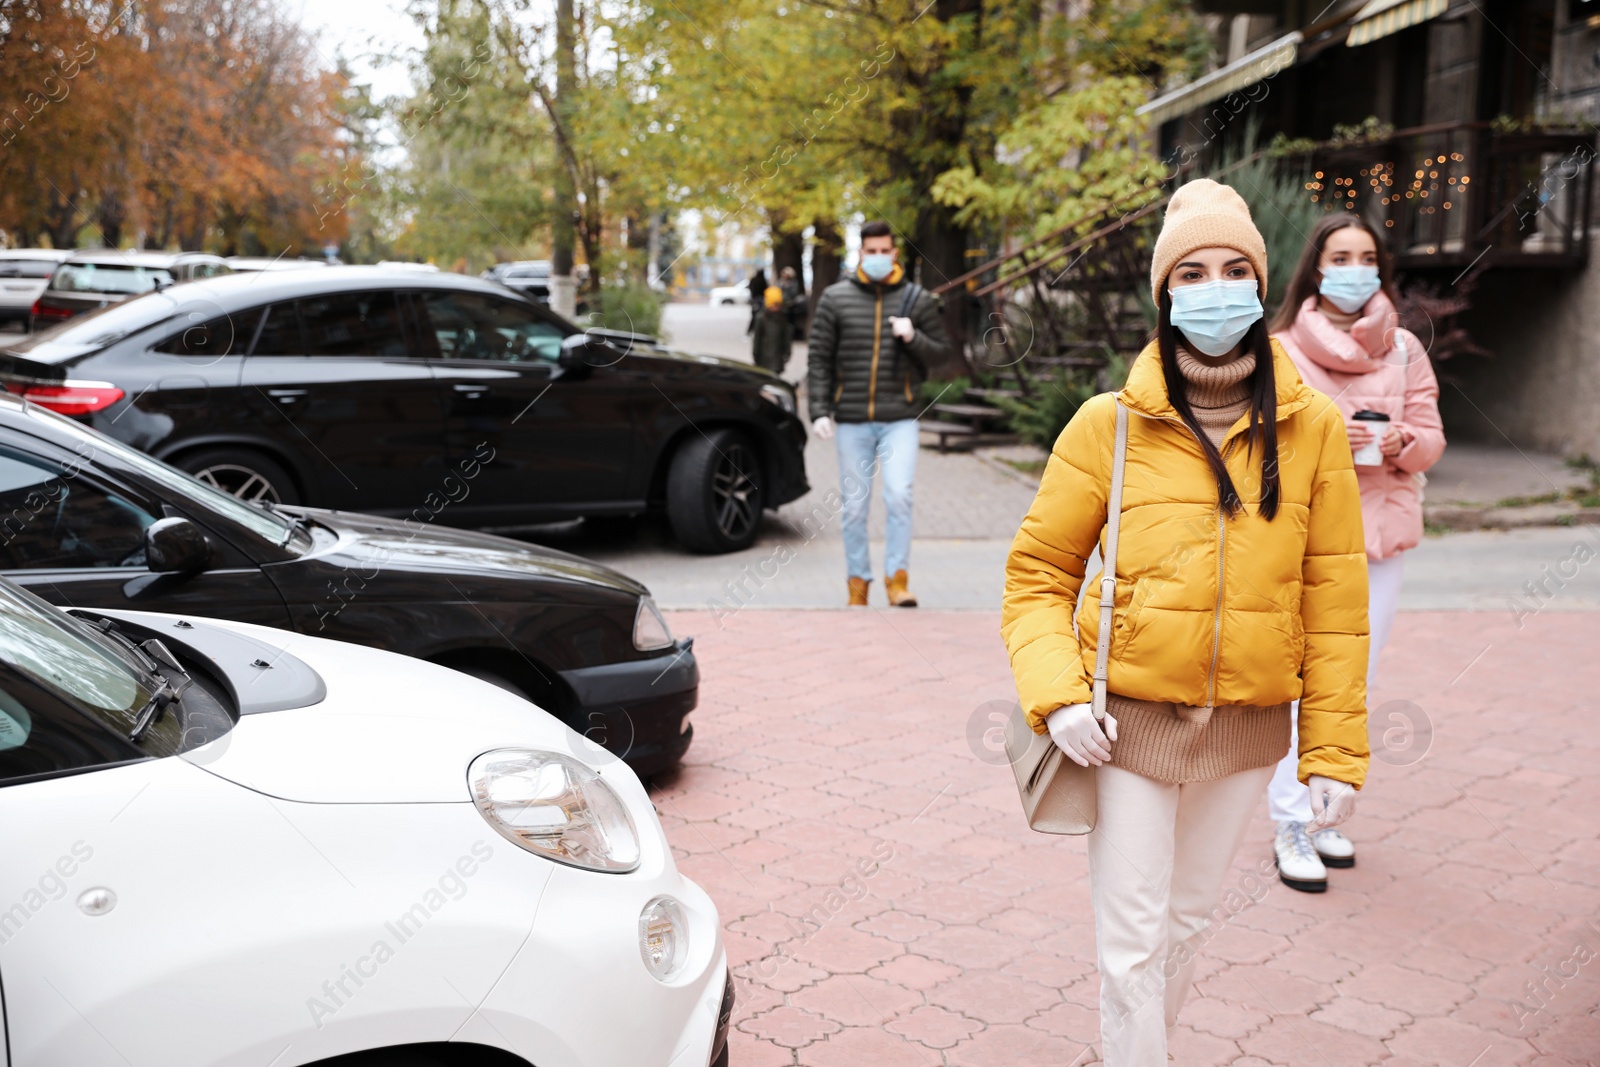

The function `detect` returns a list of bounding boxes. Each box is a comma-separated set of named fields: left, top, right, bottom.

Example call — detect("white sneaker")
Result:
left=1311, top=827, right=1355, bottom=868
left=1274, top=821, right=1327, bottom=893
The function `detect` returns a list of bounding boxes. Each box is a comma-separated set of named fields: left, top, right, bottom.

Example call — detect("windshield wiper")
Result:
left=85, top=619, right=194, bottom=742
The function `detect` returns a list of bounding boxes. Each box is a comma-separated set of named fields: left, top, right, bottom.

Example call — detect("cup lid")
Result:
left=1351, top=410, right=1391, bottom=421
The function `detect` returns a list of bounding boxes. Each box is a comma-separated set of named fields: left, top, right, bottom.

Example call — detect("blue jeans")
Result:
left=835, top=419, right=918, bottom=580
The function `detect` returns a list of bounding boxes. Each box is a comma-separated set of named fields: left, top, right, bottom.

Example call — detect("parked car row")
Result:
left=0, top=258, right=748, bottom=1063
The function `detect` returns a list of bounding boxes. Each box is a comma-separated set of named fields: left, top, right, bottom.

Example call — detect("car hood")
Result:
left=145, top=613, right=637, bottom=803
left=288, top=506, right=647, bottom=598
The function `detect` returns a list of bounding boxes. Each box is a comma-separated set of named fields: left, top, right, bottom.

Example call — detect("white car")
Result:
left=0, top=249, right=72, bottom=329
left=707, top=284, right=750, bottom=306
left=0, top=579, right=731, bottom=1067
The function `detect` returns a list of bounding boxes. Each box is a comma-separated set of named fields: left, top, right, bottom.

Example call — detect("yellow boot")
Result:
left=847, top=577, right=871, bottom=606
left=886, top=570, right=918, bottom=608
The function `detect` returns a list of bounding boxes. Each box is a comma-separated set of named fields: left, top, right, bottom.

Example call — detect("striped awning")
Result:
left=1347, top=0, right=1450, bottom=47
left=1137, top=31, right=1302, bottom=129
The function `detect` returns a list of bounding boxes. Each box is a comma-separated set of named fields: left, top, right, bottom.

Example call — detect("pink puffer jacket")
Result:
left=1276, top=292, right=1446, bottom=561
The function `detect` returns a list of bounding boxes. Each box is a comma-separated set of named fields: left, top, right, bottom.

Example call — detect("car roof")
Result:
left=156, top=265, right=553, bottom=308
left=0, top=249, right=72, bottom=261
left=226, top=257, right=328, bottom=270
left=61, top=250, right=225, bottom=268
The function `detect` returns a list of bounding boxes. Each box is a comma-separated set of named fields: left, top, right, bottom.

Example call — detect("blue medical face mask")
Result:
left=1168, top=279, right=1263, bottom=357
left=860, top=253, right=895, bottom=281
left=1318, top=264, right=1381, bottom=314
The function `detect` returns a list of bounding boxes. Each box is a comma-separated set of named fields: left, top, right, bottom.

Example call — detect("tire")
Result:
left=666, top=428, right=764, bottom=554
left=175, top=447, right=300, bottom=506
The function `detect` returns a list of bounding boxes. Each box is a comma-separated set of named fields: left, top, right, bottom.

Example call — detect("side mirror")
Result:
left=145, top=517, right=210, bottom=574
left=557, top=332, right=622, bottom=373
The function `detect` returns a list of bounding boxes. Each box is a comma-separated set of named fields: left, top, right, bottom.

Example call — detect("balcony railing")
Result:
left=1295, top=122, right=1597, bottom=270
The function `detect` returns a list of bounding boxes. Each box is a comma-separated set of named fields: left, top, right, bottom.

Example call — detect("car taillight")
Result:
left=5, top=380, right=126, bottom=415
left=29, top=300, right=72, bottom=322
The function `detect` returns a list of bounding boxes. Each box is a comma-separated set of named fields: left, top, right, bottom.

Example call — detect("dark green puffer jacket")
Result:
left=806, top=267, right=952, bottom=424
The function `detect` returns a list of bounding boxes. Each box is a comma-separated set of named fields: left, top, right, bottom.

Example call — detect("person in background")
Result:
left=751, top=285, right=792, bottom=376
left=1263, top=214, right=1445, bottom=892
left=807, top=221, right=950, bottom=607
left=746, top=267, right=768, bottom=334
left=1002, top=180, right=1369, bottom=1066
left=779, top=265, right=807, bottom=340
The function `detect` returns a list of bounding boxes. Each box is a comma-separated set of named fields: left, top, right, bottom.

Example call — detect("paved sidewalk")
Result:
left=655, top=608, right=1600, bottom=1066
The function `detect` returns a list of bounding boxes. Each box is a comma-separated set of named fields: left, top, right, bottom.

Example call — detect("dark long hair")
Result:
left=1268, top=214, right=1398, bottom=333
left=1157, top=290, right=1281, bottom=521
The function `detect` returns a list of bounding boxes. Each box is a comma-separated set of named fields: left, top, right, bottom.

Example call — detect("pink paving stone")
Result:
left=1024, top=998, right=1101, bottom=1043
left=1534, top=1013, right=1600, bottom=1062
left=946, top=1022, right=1086, bottom=1065
left=1238, top=1015, right=1390, bottom=1066
left=795, top=1025, right=936, bottom=1067
left=788, top=923, right=904, bottom=974
left=1168, top=1024, right=1247, bottom=1067
left=1180, top=994, right=1274, bottom=1040
left=725, top=1034, right=796, bottom=1067
left=789, top=972, right=923, bottom=1029
left=1338, top=963, right=1475, bottom=1017
left=867, top=953, right=963, bottom=992
left=1383, top=1015, right=1539, bottom=1066
left=737, top=1005, right=843, bottom=1049
left=854, top=909, right=944, bottom=944
left=885, top=1004, right=985, bottom=1050
left=925, top=970, right=1062, bottom=1025
left=1001, top=950, right=1095, bottom=988
left=1307, top=994, right=1413, bottom=1040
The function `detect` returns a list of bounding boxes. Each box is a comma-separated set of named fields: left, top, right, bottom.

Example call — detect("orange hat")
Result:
left=1149, top=178, right=1268, bottom=305
left=763, top=286, right=784, bottom=311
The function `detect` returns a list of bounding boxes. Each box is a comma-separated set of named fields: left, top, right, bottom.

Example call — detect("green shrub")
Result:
left=587, top=281, right=665, bottom=337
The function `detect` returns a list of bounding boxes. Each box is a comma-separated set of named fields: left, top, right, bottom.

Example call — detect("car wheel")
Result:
left=175, top=448, right=300, bottom=506
left=667, top=428, right=764, bottom=554
left=719, top=299, right=734, bottom=306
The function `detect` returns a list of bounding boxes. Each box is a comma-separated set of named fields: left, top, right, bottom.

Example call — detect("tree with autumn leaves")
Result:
left=0, top=0, right=356, bottom=255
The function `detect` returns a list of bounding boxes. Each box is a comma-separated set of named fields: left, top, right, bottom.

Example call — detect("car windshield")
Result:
left=0, top=260, right=59, bottom=279
left=24, top=407, right=304, bottom=550
left=0, top=579, right=155, bottom=722
left=50, top=262, right=175, bottom=295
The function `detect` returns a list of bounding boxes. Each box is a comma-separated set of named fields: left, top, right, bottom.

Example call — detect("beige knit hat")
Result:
left=1149, top=179, right=1268, bottom=306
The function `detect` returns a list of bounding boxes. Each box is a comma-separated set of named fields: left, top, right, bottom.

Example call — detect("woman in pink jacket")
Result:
left=1264, top=215, right=1446, bottom=892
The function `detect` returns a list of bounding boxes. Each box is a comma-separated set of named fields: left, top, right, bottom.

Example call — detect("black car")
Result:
left=0, top=393, right=698, bottom=775
left=0, top=267, right=807, bottom=553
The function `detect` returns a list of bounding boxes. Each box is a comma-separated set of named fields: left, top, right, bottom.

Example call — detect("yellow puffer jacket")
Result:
left=1001, top=339, right=1371, bottom=787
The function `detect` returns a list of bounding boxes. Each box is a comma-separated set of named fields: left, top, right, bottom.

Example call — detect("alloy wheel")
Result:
left=194, top=463, right=282, bottom=505
left=711, top=443, right=759, bottom=541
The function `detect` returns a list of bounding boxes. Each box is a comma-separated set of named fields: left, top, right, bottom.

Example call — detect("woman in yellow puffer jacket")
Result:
left=1001, top=180, right=1370, bottom=1067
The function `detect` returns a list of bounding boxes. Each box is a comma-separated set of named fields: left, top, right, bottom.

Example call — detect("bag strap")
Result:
left=1091, top=400, right=1130, bottom=722
left=889, top=282, right=921, bottom=380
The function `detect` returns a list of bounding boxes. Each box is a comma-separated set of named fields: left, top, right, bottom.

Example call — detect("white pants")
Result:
left=1089, top=763, right=1276, bottom=1066
left=1268, top=552, right=1404, bottom=823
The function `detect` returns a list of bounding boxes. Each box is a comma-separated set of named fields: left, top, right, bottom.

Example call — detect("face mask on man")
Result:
left=861, top=253, right=895, bottom=281
left=1168, top=279, right=1263, bottom=357
left=1318, top=264, right=1382, bottom=314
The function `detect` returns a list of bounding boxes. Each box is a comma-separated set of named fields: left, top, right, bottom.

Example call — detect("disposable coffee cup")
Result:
left=1350, top=410, right=1390, bottom=467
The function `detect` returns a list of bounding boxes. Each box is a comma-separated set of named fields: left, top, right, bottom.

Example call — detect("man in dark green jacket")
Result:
left=806, top=221, right=951, bottom=608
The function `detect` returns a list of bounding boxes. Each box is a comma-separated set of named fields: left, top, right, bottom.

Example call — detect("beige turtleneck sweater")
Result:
left=1105, top=345, right=1292, bottom=785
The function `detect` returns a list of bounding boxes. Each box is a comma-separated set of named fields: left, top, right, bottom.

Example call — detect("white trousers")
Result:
left=1268, top=552, right=1404, bottom=823
left=1089, top=762, right=1276, bottom=1067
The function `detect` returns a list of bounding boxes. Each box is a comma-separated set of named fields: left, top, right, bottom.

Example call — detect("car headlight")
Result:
left=639, top=895, right=689, bottom=980
left=633, top=595, right=674, bottom=651
left=468, top=749, right=641, bottom=873
left=759, top=382, right=796, bottom=414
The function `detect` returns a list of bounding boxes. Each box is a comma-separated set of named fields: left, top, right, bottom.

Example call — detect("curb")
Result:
left=1425, top=504, right=1600, bottom=532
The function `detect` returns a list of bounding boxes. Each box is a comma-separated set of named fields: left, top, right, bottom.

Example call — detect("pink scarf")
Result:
left=1284, top=292, right=1402, bottom=375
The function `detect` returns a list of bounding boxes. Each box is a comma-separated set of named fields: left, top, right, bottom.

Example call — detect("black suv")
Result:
left=0, top=268, right=808, bottom=553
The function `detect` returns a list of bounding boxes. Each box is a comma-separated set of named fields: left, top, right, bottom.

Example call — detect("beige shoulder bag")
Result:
left=1004, top=399, right=1129, bottom=835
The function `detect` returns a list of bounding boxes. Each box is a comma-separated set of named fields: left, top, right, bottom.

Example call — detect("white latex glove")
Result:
left=811, top=416, right=835, bottom=440
left=1307, top=774, right=1357, bottom=829
left=1045, top=702, right=1118, bottom=768
left=889, top=316, right=915, bottom=343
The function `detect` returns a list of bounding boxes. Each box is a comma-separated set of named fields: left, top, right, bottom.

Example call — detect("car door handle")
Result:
left=266, top=388, right=307, bottom=403
left=453, top=384, right=489, bottom=397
